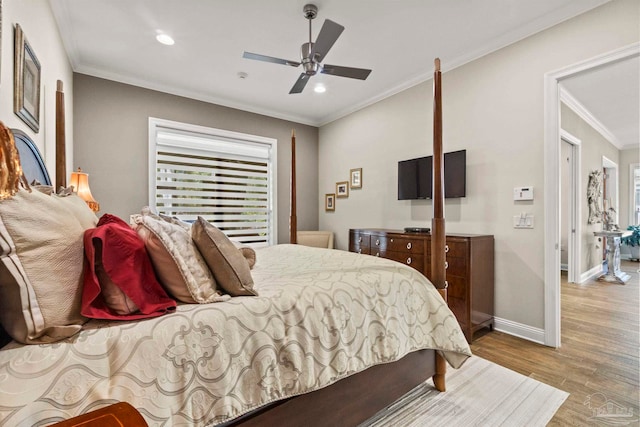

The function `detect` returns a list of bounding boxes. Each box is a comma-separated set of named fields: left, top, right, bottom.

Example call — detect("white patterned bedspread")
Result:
left=0, top=244, right=471, bottom=426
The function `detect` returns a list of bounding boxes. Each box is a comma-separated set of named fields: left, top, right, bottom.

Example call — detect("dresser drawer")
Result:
left=424, top=256, right=466, bottom=277
left=350, top=231, right=371, bottom=254
left=446, top=275, right=466, bottom=299
left=426, top=240, right=467, bottom=258
left=370, top=234, right=387, bottom=251
left=445, top=256, right=467, bottom=276
left=386, top=235, right=425, bottom=254
left=381, top=250, right=424, bottom=272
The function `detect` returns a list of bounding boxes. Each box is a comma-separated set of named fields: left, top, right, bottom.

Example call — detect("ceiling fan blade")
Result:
left=321, top=64, right=372, bottom=80
left=309, top=19, right=344, bottom=63
left=289, top=74, right=311, bottom=94
left=243, top=51, right=300, bottom=67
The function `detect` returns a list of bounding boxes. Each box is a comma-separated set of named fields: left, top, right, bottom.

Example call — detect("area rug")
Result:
left=361, top=356, right=569, bottom=427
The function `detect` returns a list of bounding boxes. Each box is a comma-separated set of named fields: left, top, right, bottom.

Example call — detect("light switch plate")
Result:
left=513, top=214, right=534, bottom=229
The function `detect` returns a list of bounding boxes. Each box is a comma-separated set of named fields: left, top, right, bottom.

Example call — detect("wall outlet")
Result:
left=513, top=213, right=534, bottom=229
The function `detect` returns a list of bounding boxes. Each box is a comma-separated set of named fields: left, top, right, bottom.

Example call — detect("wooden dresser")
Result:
left=349, top=229, right=494, bottom=343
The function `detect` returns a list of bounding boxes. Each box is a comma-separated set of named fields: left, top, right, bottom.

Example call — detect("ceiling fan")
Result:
left=243, top=3, right=372, bottom=94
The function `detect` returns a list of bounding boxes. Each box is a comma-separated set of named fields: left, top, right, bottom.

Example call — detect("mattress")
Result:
left=0, top=244, right=471, bottom=426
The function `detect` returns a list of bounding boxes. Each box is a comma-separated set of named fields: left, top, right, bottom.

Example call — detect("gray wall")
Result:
left=318, top=0, right=639, bottom=330
left=73, top=74, right=319, bottom=243
left=561, top=103, right=621, bottom=275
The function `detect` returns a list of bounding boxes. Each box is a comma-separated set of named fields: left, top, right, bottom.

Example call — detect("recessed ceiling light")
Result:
left=156, top=33, right=175, bottom=46
left=314, top=84, right=326, bottom=93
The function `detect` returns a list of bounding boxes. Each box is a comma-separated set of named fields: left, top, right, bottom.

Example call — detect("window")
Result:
left=149, top=118, right=277, bottom=247
left=632, top=163, right=640, bottom=226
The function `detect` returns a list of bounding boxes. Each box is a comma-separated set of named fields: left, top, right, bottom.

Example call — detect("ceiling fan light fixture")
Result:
left=156, top=33, right=175, bottom=46
left=242, top=3, right=371, bottom=94
left=314, top=84, right=326, bottom=93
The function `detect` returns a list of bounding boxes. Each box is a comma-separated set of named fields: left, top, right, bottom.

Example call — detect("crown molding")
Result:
left=559, top=86, right=623, bottom=149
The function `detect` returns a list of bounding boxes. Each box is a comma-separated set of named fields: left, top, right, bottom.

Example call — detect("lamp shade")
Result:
left=70, top=167, right=99, bottom=212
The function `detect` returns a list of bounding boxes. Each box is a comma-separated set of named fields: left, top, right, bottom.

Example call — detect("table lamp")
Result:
left=69, top=167, right=99, bottom=212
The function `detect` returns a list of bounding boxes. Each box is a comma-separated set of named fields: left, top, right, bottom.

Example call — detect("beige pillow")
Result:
left=133, top=210, right=227, bottom=304
left=233, top=241, right=257, bottom=269
left=0, top=189, right=98, bottom=344
left=192, top=217, right=257, bottom=296
left=156, top=213, right=257, bottom=269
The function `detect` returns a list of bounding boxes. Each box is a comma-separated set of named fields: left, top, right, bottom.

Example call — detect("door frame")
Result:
left=560, top=129, right=581, bottom=284
left=602, top=155, right=619, bottom=224
left=543, top=42, right=640, bottom=348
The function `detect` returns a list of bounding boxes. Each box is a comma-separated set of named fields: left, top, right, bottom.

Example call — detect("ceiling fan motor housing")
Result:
left=301, top=42, right=320, bottom=75
left=303, top=4, right=318, bottom=19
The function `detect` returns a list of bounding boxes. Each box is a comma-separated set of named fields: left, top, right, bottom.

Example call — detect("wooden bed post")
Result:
left=55, top=80, right=66, bottom=190
left=290, top=129, right=297, bottom=244
left=431, top=58, right=447, bottom=392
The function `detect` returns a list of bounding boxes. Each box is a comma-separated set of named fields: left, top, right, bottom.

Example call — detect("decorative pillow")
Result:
left=133, top=209, right=227, bottom=304
left=233, top=241, right=257, bottom=269
left=0, top=188, right=98, bottom=344
left=192, top=217, right=257, bottom=296
left=157, top=213, right=257, bottom=269
left=82, top=214, right=176, bottom=320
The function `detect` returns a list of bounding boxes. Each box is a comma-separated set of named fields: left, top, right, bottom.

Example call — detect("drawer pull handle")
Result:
left=445, top=261, right=449, bottom=269
left=375, top=252, right=380, bottom=257
left=390, top=238, right=394, bottom=243
left=375, top=239, right=380, bottom=246
left=444, top=280, right=449, bottom=289
left=407, top=257, right=412, bottom=265
left=406, top=242, right=412, bottom=250
left=445, top=245, right=449, bottom=253
left=358, top=237, right=362, bottom=243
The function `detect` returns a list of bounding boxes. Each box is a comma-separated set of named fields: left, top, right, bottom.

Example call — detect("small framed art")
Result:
left=350, top=168, right=362, bottom=189
left=325, top=193, right=335, bottom=211
left=336, top=181, right=349, bottom=198
left=14, top=23, right=41, bottom=133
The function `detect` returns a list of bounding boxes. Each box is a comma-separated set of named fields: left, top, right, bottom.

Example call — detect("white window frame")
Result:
left=148, top=117, right=277, bottom=247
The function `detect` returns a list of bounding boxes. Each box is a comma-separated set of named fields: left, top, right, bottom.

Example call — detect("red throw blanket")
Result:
left=82, top=214, right=176, bottom=320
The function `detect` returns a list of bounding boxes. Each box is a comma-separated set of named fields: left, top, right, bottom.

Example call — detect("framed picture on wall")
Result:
left=350, top=168, right=362, bottom=189
left=336, top=181, right=349, bottom=198
left=325, top=193, right=335, bottom=211
left=14, top=24, right=41, bottom=133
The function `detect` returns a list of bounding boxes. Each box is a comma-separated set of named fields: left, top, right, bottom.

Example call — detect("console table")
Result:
left=594, top=230, right=631, bottom=284
left=349, top=229, right=494, bottom=343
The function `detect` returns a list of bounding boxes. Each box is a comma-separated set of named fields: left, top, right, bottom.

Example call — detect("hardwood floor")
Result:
left=471, top=260, right=639, bottom=426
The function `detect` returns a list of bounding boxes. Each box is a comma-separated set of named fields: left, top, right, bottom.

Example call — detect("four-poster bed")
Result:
left=228, top=58, right=451, bottom=426
left=0, top=59, right=468, bottom=427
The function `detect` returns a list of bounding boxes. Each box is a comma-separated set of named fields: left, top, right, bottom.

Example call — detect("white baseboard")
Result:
left=493, top=317, right=545, bottom=345
left=579, top=264, right=603, bottom=284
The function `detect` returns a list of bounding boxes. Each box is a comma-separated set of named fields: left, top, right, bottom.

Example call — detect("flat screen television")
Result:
left=397, top=149, right=466, bottom=200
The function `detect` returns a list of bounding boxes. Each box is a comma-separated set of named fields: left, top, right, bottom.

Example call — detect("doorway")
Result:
left=543, top=42, right=640, bottom=348
left=560, top=130, right=581, bottom=284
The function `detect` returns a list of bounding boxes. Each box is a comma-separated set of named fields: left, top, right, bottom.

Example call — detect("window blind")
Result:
left=150, top=120, right=276, bottom=246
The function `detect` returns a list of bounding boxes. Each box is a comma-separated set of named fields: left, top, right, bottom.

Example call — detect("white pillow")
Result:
left=0, top=189, right=98, bottom=344
left=133, top=209, right=228, bottom=304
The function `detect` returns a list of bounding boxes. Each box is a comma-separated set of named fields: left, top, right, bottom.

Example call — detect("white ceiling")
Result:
left=50, top=0, right=615, bottom=128
left=561, top=55, right=639, bottom=150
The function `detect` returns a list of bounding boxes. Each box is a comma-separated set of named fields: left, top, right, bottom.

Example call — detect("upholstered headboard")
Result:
left=0, top=129, right=52, bottom=348
left=12, top=129, right=52, bottom=186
